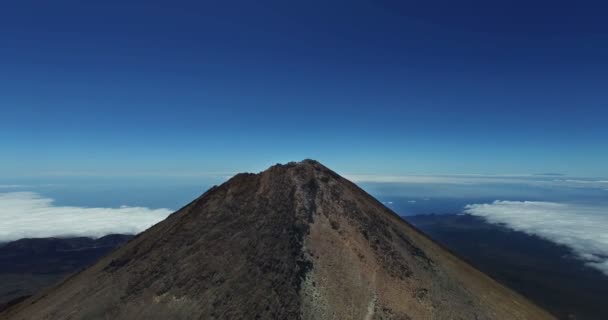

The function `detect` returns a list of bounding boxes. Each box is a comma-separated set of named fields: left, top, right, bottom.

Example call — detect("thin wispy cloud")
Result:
left=38, top=170, right=235, bottom=178
left=345, top=174, right=608, bottom=189
left=345, top=174, right=513, bottom=184
left=0, top=184, right=61, bottom=189
left=0, top=192, right=172, bottom=242
left=465, top=201, right=608, bottom=275
left=0, top=185, right=27, bottom=189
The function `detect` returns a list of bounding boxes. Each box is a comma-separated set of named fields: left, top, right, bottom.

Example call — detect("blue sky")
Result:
left=2, top=0, right=608, bottom=178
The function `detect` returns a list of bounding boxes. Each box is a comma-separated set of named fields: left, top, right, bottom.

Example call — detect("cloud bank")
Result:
left=465, top=200, right=608, bottom=275
left=0, top=192, right=172, bottom=242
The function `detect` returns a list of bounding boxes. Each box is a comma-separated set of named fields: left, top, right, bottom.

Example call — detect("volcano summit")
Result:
left=1, top=160, right=553, bottom=320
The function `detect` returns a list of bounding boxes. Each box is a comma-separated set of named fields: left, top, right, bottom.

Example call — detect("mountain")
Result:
left=1, top=160, right=554, bottom=320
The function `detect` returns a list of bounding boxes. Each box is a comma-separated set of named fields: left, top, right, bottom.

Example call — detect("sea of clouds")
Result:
left=465, top=200, right=608, bottom=275
left=0, top=192, right=172, bottom=242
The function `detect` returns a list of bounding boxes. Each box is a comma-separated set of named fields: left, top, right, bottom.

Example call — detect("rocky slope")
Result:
left=1, top=160, right=554, bottom=319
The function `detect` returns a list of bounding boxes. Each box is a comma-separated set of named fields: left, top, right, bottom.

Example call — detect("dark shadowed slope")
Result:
left=1, top=160, right=554, bottom=320
left=0, top=235, right=132, bottom=309
left=407, top=214, right=608, bottom=320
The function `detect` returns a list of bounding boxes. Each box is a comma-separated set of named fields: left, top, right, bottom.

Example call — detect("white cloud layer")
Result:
left=465, top=200, right=608, bottom=275
left=0, top=192, right=172, bottom=242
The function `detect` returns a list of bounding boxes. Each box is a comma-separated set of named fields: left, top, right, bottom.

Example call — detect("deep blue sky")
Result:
left=2, top=0, right=607, bottom=178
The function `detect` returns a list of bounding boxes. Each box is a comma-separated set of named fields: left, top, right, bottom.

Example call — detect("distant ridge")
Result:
left=1, top=160, right=555, bottom=319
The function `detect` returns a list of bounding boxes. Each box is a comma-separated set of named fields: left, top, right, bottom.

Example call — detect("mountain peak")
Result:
left=2, top=161, right=554, bottom=320
left=226, top=159, right=332, bottom=186
left=263, top=159, right=332, bottom=176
